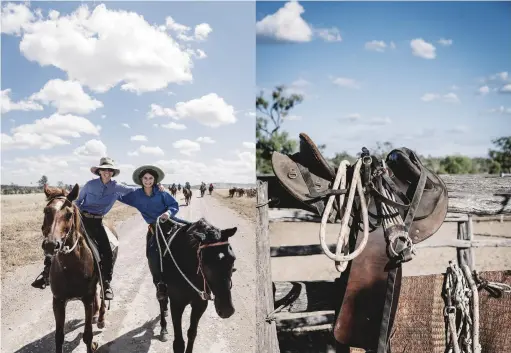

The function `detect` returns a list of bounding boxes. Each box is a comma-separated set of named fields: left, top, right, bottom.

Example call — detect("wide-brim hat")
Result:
left=132, top=165, right=165, bottom=186
left=91, top=157, right=120, bottom=177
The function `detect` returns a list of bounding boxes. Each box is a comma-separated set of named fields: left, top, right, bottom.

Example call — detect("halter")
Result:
left=45, top=196, right=80, bottom=254
left=155, top=217, right=231, bottom=301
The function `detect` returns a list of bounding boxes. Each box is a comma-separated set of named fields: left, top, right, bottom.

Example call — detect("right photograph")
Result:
left=255, top=2, right=511, bottom=353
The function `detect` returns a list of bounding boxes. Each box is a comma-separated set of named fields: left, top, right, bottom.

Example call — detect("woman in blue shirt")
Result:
left=118, top=165, right=179, bottom=301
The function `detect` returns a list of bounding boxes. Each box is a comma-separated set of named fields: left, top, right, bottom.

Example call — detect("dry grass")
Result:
left=211, top=189, right=255, bottom=223
left=1, top=193, right=138, bottom=277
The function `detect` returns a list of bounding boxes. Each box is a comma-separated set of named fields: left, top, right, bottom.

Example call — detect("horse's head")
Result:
left=188, top=218, right=237, bottom=318
left=41, top=183, right=80, bottom=256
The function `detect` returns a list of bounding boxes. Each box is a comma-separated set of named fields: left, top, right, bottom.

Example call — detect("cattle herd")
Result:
left=229, top=187, right=256, bottom=198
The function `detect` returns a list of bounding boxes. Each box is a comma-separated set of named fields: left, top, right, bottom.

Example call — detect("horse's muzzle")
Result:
left=43, top=239, right=62, bottom=255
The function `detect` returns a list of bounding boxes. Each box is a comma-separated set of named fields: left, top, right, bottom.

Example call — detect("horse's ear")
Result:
left=43, top=184, right=51, bottom=197
left=67, top=183, right=80, bottom=202
left=221, top=227, right=237, bottom=239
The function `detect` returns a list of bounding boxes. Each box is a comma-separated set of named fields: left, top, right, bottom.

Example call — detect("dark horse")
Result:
left=200, top=184, right=206, bottom=197
left=183, top=188, right=192, bottom=205
left=42, top=184, right=118, bottom=353
left=170, top=184, right=177, bottom=198
left=208, top=184, right=214, bottom=195
left=153, top=218, right=237, bottom=353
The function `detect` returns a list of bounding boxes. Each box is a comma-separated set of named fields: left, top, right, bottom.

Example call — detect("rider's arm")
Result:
left=117, top=189, right=139, bottom=207
left=162, top=192, right=179, bottom=217
left=114, top=182, right=138, bottom=197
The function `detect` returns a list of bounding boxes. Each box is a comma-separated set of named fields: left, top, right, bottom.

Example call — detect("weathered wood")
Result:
left=276, top=313, right=335, bottom=330
left=458, top=221, right=474, bottom=269
left=270, top=237, right=511, bottom=258
left=256, top=181, right=280, bottom=353
left=273, top=281, right=337, bottom=313
left=259, top=174, right=511, bottom=216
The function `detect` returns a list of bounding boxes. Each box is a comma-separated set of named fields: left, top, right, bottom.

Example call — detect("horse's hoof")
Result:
left=91, top=342, right=99, bottom=352
left=97, top=320, right=105, bottom=329
left=160, top=331, right=169, bottom=342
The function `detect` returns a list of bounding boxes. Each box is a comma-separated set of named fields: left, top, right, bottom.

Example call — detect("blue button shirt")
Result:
left=75, top=178, right=138, bottom=215
left=118, top=186, right=179, bottom=224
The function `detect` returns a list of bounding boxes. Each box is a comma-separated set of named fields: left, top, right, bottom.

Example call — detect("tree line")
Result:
left=256, top=86, right=511, bottom=176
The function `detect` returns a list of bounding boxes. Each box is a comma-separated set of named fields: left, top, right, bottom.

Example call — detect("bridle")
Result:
left=155, top=217, right=233, bottom=301
left=44, top=196, right=80, bottom=255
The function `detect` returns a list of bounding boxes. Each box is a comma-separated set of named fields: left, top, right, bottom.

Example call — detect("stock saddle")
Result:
left=271, top=133, right=448, bottom=352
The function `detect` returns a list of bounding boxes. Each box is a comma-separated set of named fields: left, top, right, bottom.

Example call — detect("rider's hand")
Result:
left=157, top=184, right=165, bottom=192
left=160, top=211, right=170, bottom=221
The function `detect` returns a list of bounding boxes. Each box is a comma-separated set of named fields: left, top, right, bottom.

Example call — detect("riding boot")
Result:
left=31, top=256, right=51, bottom=289
left=102, top=279, right=114, bottom=300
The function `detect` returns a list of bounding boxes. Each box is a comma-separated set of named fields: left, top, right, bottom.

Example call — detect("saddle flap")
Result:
left=298, top=133, right=336, bottom=180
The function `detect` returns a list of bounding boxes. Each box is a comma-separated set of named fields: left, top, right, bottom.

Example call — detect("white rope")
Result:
left=319, top=158, right=370, bottom=272
left=153, top=216, right=211, bottom=301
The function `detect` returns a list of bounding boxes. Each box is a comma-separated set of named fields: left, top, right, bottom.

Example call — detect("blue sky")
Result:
left=256, top=1, right=511, bottom=159
left=1, top=1, right=255, bottom=186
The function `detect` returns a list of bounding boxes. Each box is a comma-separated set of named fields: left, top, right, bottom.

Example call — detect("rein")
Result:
left=154, top=217, right=230, bottom=301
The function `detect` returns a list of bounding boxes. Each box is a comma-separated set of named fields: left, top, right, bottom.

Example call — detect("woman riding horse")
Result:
left=118, top=165, right=180, bottom=301
left=32, top=157, right=165, bottom=300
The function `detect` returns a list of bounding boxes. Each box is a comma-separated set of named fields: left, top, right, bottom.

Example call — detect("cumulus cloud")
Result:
left=1, top=88, right=43, bottom=114
left=410, top=38, right=436, bottom=59
left=331, top=77, right=361, bottom=89
left=128, top=145, right=164, bottom=156
left=73, top=139, right=107, bottom=159
left=147, top=93, right=236, bottom=128
left=421, top=92, right=459, bottom=103
left=256, top=1, right=341, bottom=43
left=1, top=113, right=101, bottom=150
left=365, top=40, right=392, bottom=52
left=131, top=135, right=147, bottom=141
left=438, top=38, right=453, bottom=46
left=173, top=139, right=201, bottom=156
left=196, top=136, right=215, bottom=144
left=165, top=16, right=213, bottom=42
left=242, top=142, right=255, bottom=149
left=478, top=86, right=490, bottom=95
left=0, top=3, right=208, bottom=93
left=29, top=79, right=103, bottom=114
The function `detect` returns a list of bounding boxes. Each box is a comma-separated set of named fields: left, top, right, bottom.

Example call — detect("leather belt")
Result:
left=81, top=211, right=103, bottom=219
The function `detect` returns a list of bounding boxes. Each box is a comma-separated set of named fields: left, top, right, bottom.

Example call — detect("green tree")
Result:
left=256, top=86, right=303, bottom=174
left=38, top=175, right=48, bottom=187
left=488, top=136, right=511, bottom=173
left=330, top=151, right=356, bottom=167
left=488, top=160, right=502, bottom=174
left=440, top=156, right=473, bottom=174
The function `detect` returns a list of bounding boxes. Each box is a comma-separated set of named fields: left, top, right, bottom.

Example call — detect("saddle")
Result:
left=271, top=133, right=448, bottom=352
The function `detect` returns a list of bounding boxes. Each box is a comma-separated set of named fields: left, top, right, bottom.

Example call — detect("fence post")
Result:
left=256, top=180, right=280, bottom=353
left=457, top=214, right=475, bottom=270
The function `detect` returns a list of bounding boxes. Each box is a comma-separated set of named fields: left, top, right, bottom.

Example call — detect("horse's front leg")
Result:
left=185, top=299, right=208, bottom=353
left=159, top=297, right=169, bottom=342
left=82, top=296, right=98, bottom=353
left=170, top=300, right=187, bottom=353
left=53, top=298, right=66, bottom=353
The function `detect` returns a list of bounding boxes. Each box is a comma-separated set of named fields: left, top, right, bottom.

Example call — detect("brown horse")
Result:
left=183, top=188, right=192, bottom=205
left=170, top=184, right=177, bottom=198
left=42, top=184, right=116, bottom=353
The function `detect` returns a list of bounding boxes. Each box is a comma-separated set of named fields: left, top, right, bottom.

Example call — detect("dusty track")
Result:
left=1, top=190, right=256, bottom=353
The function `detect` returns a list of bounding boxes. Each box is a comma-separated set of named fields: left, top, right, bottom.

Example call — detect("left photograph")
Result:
left=1, top=2, right=256, bottom=353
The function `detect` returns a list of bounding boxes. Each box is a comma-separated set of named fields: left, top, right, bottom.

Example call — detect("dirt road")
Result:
left=1, top=191, right=256, bottom=353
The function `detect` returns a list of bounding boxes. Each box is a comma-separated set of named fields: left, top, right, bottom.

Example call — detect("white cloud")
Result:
left=1, top=88, right=43, bottom=114
left=341, top=113, right=361, bottom=122
left=410, top=38, right=436, bottom=59
left=122, top=123, right=130, bottom=128
left=242, top=142, right=255, bottom=149
left=1, top=113, right=100, bottom=150
left=173, top=139, right=201, bottom=156
left=256, top=1, right=312, bottom=42
left=161, top=122, right=187, bottom=130
left=196, top=136, right=215, bottom=144
left=246, top=111, right=256, bottom=118
left=165, top=16, right=212, bottom=42
left=131, top=135, right=147, bottom=141
left=149, top=93, right=236, bottom=128
left=2, top=4, right=201, bottom=94
left=488, top=106, right=511, bottom=115
left=128, top=145, right=164, bottom=156
left=438, top=38, right=453, bottom=46
left=500, top=84, right=511, bottom=93
left=421, top=92, right=459, bottom=103
left=478, top=85, right=490, bottom=95
left=73, top=139, right=107, bottom=159
left=315, top=27, right=342, bottom=42
left=490, top=71, right=508, bottom=81
left=365, top=40, right=387, bottom=52
left=29, top=79, right=103, bottom=114
left=390, top=41, right=396, bottom=49
left=283, top=114, right=302, bottom=121
left=331, top=77, right=361, bottom=89
left=194, top=23, right=212, bottom=41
